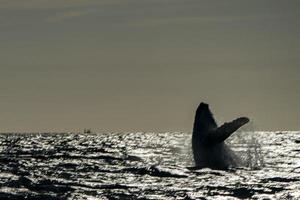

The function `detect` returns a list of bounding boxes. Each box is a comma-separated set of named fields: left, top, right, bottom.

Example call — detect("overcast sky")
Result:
left=0, top=0, right=299, bottom=132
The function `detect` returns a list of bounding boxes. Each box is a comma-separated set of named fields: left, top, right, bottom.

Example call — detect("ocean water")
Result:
left=0, top=131, right=299, bottom=200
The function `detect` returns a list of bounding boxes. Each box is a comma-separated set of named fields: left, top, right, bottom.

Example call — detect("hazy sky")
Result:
left=0, top=0, right=299, bottom=132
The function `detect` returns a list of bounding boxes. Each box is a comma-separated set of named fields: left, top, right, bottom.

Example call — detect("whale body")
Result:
left=192, top=102, right=249, bottom=169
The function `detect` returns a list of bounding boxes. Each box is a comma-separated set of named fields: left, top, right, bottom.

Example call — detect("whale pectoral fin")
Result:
left=207, top=117, right=249, bottom=144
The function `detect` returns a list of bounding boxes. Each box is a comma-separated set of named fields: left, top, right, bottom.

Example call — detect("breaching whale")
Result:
left=192, top=102, right=249, bottom=169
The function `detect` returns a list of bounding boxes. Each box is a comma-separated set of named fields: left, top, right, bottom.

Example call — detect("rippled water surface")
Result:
left=0, top=131, right=300, bottom=199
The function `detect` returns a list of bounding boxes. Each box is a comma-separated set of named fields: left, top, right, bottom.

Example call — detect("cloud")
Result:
left=128, top=14, right=285, bottom=28
left=0, top=0, right=124, bottom=10
left=46, top=10, right=92, bottom=22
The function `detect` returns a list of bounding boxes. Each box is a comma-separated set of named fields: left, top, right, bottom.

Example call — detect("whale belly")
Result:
left=193, top=142, right=238, bottom=169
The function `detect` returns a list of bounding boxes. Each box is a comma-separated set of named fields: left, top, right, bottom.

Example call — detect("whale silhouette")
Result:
left=192, top=102, right=249, bottom=169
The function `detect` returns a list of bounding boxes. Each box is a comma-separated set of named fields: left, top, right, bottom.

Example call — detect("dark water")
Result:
left=0, top=131, right=299, bottom=199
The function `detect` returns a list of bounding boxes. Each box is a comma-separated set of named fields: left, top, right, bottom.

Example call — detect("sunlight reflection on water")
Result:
left=0, top=131, right=299, bottom=199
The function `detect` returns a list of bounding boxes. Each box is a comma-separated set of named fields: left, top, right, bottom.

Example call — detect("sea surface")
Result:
left=0, top=131, right=299, bottom=200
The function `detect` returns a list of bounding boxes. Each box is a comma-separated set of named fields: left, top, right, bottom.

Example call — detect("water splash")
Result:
left=228, top=120, right=265, bottom=169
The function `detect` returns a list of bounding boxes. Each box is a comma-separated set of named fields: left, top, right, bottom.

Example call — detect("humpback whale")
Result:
left=192, top=102, right=249, bottom=169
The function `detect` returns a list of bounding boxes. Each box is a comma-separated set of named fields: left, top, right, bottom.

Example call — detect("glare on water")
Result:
left=0, top=131, right=299, bottom=199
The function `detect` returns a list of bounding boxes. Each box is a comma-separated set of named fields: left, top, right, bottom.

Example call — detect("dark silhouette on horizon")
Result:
left=192, top=102, right=249, bottom=169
